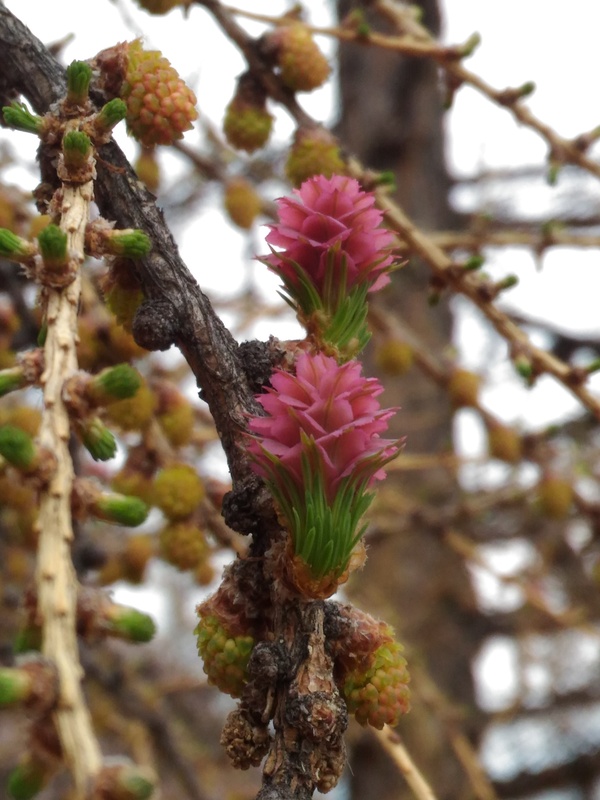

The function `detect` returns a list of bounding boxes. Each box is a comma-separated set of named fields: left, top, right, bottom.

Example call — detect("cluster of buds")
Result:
left=259, top=174, right=398, bottom=360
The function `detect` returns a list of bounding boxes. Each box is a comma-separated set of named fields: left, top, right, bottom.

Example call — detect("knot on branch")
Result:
left=132, top=298, right=178, bottom=351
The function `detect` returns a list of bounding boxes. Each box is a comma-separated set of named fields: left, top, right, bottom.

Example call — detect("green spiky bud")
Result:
left=90, top=364, right=142, bottom=403
left=0, top=425, right=36, bottom=469
left=514, top=355, right=533, bottom=381
left=37, top=225, right=68, bottom=271
left=81, top=417, right=118, bottom=462
left=66, top=60, right=93, bottom=105
left=7, top=759, right=47, bottom=800
left=93, top=492, right=149, bottom=527
left=95, top=98, right=128, bottom=135
left=2, top=102, right=43, bottom=136
left=0, top=667, right=32, bottom=706
left=62, top=130, right=92, bottom=171
left=0, top=229, right=36, bottom=262
left=106, top=605, right=156, bottom=643
left=0, top=366, right=26, bottom=397
left=102, top=230, right=151, bottom=258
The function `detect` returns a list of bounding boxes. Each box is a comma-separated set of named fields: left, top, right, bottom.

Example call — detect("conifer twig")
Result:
left=35, top=169, right=102, bottom=796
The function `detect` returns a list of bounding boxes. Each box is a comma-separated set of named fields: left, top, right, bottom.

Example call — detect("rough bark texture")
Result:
left=336, top=3, right=484, bottom=799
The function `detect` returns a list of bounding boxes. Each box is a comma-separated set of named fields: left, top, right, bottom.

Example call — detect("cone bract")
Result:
left=195, top=613, right=254, bottom=698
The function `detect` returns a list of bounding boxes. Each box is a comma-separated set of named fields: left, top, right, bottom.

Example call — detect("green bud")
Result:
left=66, top=60, right=93, bottom=105
left=96, top=98, right=127, bottom=134
left=464, top=254, right=485, bottom=271
left=81, top=417, right=118, bottom=462
left=514, top=356, right=533, bottom=380
left=496, top=274, right=519, bottom=291
left=460, top=32, right=481, bottom=57
left=91, top=364, right=142, bottom=402
left=0, top=667, right=32, bottom=706
left=0, top=229, right=36, bottom=261
left=586, top=358, right=600, bottom=375
left=374, top=171, right=396, bottom=191
left=0, top=425, right=36, bottom=469
left=62, top=130, right=92, bottom=171
left=37, top=225, right=68, bottom=271
left=518, top=81, right=536, bottom=98
left=7, top=759, right=47, bottom=800
left=107, top=606, right=156, bottom=643
left=93, top=492, right=149, bottom=527
left=2, top=102, right=43, bottom=136
left=103, top=230, right=151, bottom=258
left=0, top=366, right=26, bottom=397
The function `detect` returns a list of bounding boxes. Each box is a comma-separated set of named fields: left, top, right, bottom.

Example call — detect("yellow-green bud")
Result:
left=93, top=492, right=149, bottom=527
left=106, top=605, right=156, bottom=643
left=0, top=425, right=36, bottom=469
left=90, top=364, right=142, bottom=403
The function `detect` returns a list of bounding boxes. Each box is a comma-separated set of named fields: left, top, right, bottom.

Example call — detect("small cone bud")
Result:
left=66, top=60, right=93, bottom=105
left=104, top=382, right=156, bottom=431
left=448, top=368, right=481, bottom=408
left=265, top=23, right=330, bottom=92
left=81, top=417, right=118, bottom=462
left=224, top=178, right=262, bottom=229
left=134, top=147, right=160, bottom=193
left=120, top=40, right=198, bottom=147
left=155, top=380, right=194, bottom=446
left=160, top=520, right=208, bottom=571
left=375, top=340, right=413, bottom=375
left=538, top=474, right=574, bottom=519
left=195, top=613, right=254, bottom=698
left=93, top=492, right=149, bottom=527
left=153, top=464, right=204, bottom=519
left=285, top=126, right=346, bottom=187
left=105, top=605, right=156, bottom=643
left=2, top=102, right=43, bottom=136
left=486, top=421, right=522, bottom=464
left=223, top=73, right=273, bottom=153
